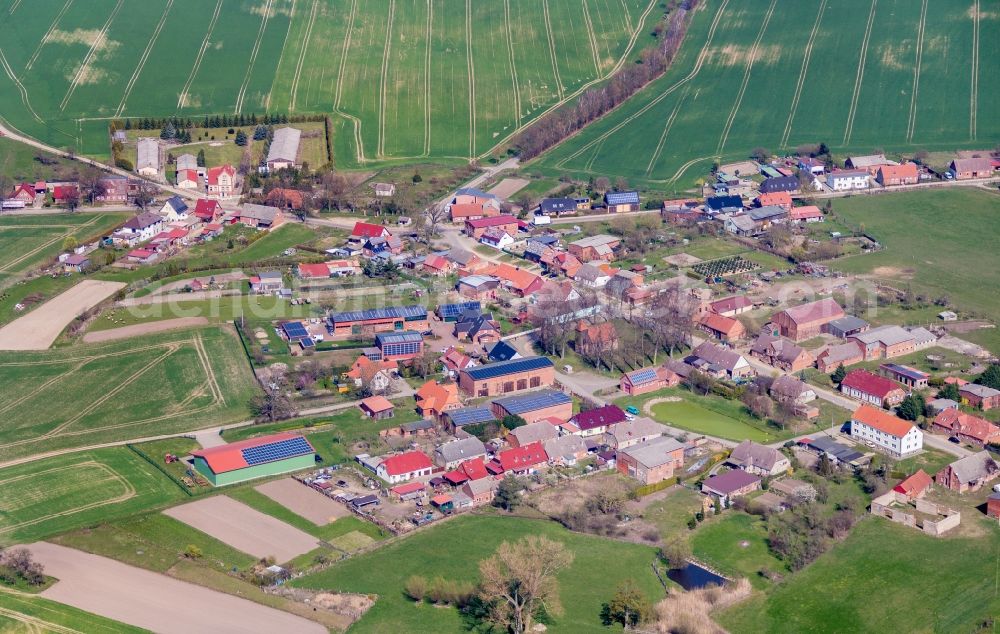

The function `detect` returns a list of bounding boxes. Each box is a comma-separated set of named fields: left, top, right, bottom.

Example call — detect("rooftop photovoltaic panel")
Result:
left=375, top=331, right=423, bottom=345
left=438, top=301, right=481, bottom=318
left=493, top=390, right=571, bottom=414
left=330, top=305, right=427, bottom=323
left=448, top=407, right=496, bottom=427
left=465, top=356, right=553, bottom=381
left=300, top=337, right=316, bottom=348
left=282, top=322, right=309, bottom=339
left=629, top=368, right=658, bottom=384
left=605, top=191, right=639, bottom=205
left=241, top=437, right=313, bottom=466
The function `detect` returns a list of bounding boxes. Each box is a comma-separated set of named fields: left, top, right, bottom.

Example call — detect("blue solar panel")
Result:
left=330, top=305, right=426, bottom=323
left=629, top=368, right=658, bottom=385
left=605, top=191, right=639, bottom=205
left=465, top=356, right=553, bottom=381
left=492, top=390, right=571, bottom=415
left=447, top=407, right=496, bottom=427
left=241, top=437, right=312, bottom=466
left=376, top=331, right=423, bottom=346
left=438, top=301, right=481, bottom=318
left=282, top=322, right=309, bottom=339
left=300, top=337, right=315, bottom=348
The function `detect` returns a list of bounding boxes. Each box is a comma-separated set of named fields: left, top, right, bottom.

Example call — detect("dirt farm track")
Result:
left=27, top=542, right=326, bottom=634
left=0, top=280, right=125, bottom=350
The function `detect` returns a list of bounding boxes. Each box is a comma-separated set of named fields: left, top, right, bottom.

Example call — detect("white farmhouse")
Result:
left=136, top=138, right=160, bottom=177
left=850, top=404, right=923, bottom=458
left=827, top=170, right=870, bottom=191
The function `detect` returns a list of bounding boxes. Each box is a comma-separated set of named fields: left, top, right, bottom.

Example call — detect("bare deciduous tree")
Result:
left=478, top=536, right=574, bottom=633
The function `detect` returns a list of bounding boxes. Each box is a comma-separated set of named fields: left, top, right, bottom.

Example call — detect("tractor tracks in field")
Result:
left=645, top=85, right=690, bottom=176
left=422, top=0, right=433, bottom=156
left=115, top=0, right=174, bottom=118
left=541, top=0, right=564, bottom=101
left=582, top=0, right=602, bottom=78
left=59, top=0, right=123, bottom=112
left=289, top=0, right=320, bottom=112
left=970, top=0, right=980, bottom=139
left=843, top=0, right=877, bottom=145
left=717, top=0, right=775, bottom=154
left=377, top=0, right=395, bottom=158
left=781, top=0, right=826, bottom=149
left=906, top=0, right=927, bottom=142
left=555, top=0, right=729, bottom=170
left=23, top=0, right=73, bottom=74
left=177, top=0, right=222, bottom=110
left=234, top=0, right=273, bottom=113
left=503, top=0, right=522, bottom=127
left=0, top=47, right=43, bottom=123
left=465, top=0, right=476, bottom=158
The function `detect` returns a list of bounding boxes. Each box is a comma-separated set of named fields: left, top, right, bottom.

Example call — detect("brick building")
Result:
left=459, top=356, right=554, bottom=397
left=773, top=298, right=845, bottom=341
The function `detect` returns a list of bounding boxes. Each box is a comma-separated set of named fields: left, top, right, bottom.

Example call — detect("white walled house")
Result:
left=115, top=212, right=164, bottom=244
left=827, top=170, right=870, bottom=191
left=850, top=405, right=923, bottom=458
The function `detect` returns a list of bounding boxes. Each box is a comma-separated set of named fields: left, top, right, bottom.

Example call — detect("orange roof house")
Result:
left=265, top=188, right=304, bottom=209
left=932, top=409, right=1000, bottom=446
left=415, top=381, right=462, bottom=420
left=488, top=263, right=543, bottom=297
left=893, top=469, right=932, bottom=500
left=756, top=191, right=792, bottom=210
left=852, top=404, right=915, bottom=438
left=876, top=162, right=919, bottom=187
left=697, top=312, right=746, bottom=342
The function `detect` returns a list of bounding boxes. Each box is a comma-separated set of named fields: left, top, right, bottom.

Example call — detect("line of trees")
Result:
left=111, top=112, right=325, bottom=134
left=510, top=0, right=698, bottom=160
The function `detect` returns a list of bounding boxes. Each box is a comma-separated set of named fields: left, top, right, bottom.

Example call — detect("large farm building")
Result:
left=191, top=433, right=316, bottom=486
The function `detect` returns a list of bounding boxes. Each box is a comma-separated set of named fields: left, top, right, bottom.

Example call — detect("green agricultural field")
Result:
left=0, top=589, right=146, bottom=634
left=829, top=188, right=1000, bottom=324
left=295, top=514, right=664, bottom=633
left=716, top=518, right=1000, bottom=633
left=0, top=0, right=657, bottom=166
left=538, top=0, right=1000, bottom=186
left=0, top=326, right=256, bottom=462
left=0, top=447, right=187, bottom=545
left=0, top=213, right=124, bottom=281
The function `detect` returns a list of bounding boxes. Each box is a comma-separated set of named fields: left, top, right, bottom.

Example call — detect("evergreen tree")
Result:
left=938, top=382, right=961, bottom=401
left=160, top=122, right=176, bottom=140
left=196, top=149, right=206, bottom=167
left=234, top=130, right=248, bottom=146
left=897, top=394, right=925, bottom=421
left=976, top=364, right=1000, bottom=390
left=253, top=125, right=268, bottom=141
left=831, top=364, right=847, bottom=384
left=124, top=118, right=132, bottom=130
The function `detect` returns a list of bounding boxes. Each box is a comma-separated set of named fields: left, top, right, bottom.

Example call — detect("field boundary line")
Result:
left=423, top=0, right=433, bottom=156
left=970, top=0, right=979, bottom=139
left=781, top=0, right=826, bottom=148
left=114, top=0, right=174, bottom=118
left=234, top=0, right=274, bottom=113
left=177, top=0, right=222, bottom=110
left=333, top=0, right=357, bottom=111
left=667, top=154, right=714, bottom=185
left=0, top=47, right=44, bottom=124
left=843, top=0, right=877, bottom=145
left=466, top=0, right=476, bottom=158
left=377, top=0, right=395, bottom=158
left=0, top=461, right=136, bottom=536
left=7, top=0, right=20, bottom=13
left=53, top=402, right=217, bottom=440
left=22, top=0, right=74, bottom=73
left=717, top=0, right=775, bottom=154
left=59, top=0, right=124, bottom=112
left=582, top=0, right=602, bottom=78
left=554, top=0, right=729, bottom=169
left=482, top=0, right=658, bottom=163
left=645, top=85, right=690, bottom=176
left=289, top=0, right=320, bottom=112
left=906, top=0, right=927, bottom=142
left=502, top=0, right=522, bottom=127
left=541, top=0, right=564, bottom=101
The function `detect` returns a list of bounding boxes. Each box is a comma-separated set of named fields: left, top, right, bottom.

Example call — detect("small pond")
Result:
left=666, top=562, right=727, bottom=590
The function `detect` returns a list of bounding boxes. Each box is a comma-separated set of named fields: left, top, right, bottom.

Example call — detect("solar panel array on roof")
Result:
left=465, top=356, right=553, bottom=381
left=447, top=407, right=496, bottom=427
left=282, top=322, right=309, bottom=340
left=493, top=390, right=571, bottom=415
left=605, top=191, right=639, bottom=205
left=438, top=301, right=481, bottom=319
left=375, top=331, right=423, bottom=345
left=241, top=437, right=313, bottom=466
left=628, top=368, right=658, bottom=385
left=300, top=337, right=315, bottom=348
left=330, top=305, right=427, bottom=323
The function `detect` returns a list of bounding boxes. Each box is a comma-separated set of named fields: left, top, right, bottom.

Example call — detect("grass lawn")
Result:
left=130, top=437, right=202, bottom=484
left=617, top=387, right=795, bottom=443
left=0, top=448, right=187, bottom=546
left=0, top=274, right=78, bottom=327
left=831, top=189, right=1000, bottom=323
left=643, top=486, right=703, bottom=539
left=294, top=514, right=665, bottom=633
left=715, top=518, right=1000, bottom=633
left=691, top=513, right=782, bottom=590
left=0, top=326, right=257, bottom=462
left=87, top=294, right=325, bottom=331
left=51, top=513, right=256, bottom=574
left=894, top=447, right=955, bottom=480
left=0, top=589, right=146, bottom=634
left=173, top=223, right=325, bottom=271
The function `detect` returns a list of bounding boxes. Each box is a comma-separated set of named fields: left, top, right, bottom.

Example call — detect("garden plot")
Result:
left=255, top=477, right=350, bottom=525
left=163, top=496, right=319, bottom=562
